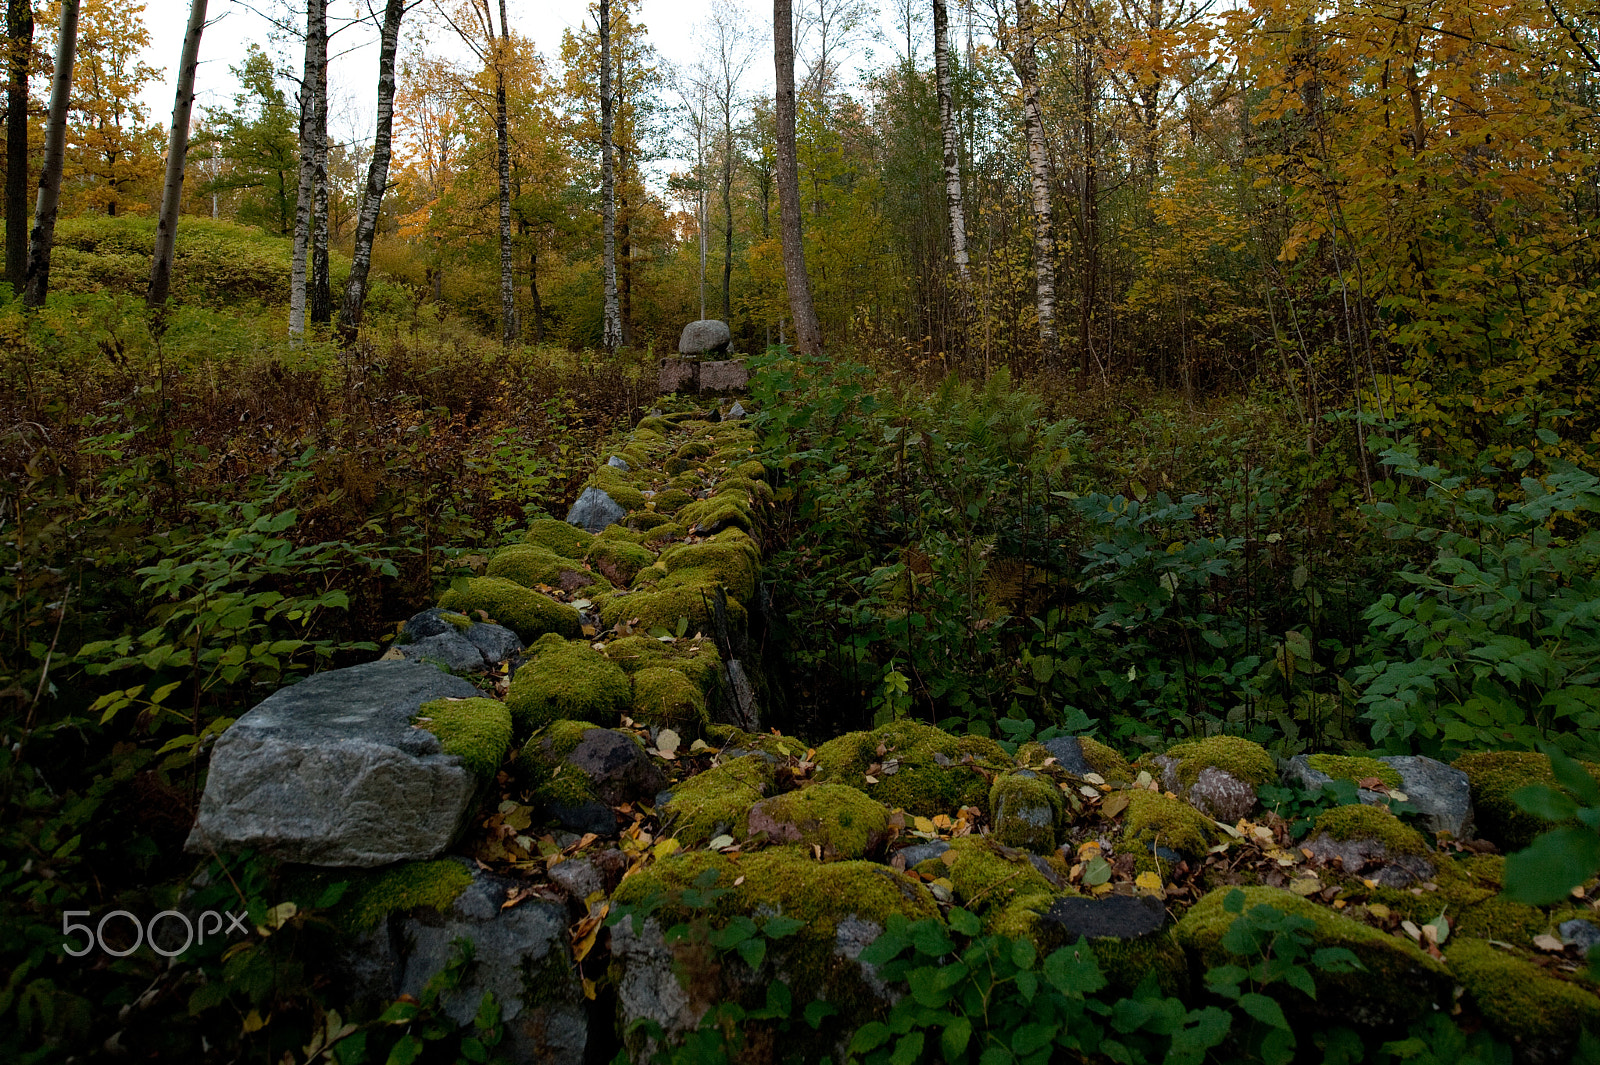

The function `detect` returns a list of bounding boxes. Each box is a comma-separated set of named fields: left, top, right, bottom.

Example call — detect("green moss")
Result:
left=338, top=859, right=475, bottom=933
left=988, top=772, right=1065, bottom=851
left=1312, top=804, right=1428, bottom=854
left=602, top=635, right=722, bottom=691
left=1447, top=937, right=1600, bottom=1045
left=814, top=720, right=994, bottom=817
left=986, top=894, right=1055, bottom=941
left=586, top=469, right=647, bottom=513
left=639, top=522, right=686, bottom=547
left=911, top=836, right=1055, bottom=914
left=596, top=525, right=651, bottom=544
left=484, top=543, right=605, bottom=591
left=660, top=756, right=773, bottom=845
left=679, top=493, right=755, bottom=535
left=650, top=488, right=696, bottom=514
left=1455, top=751, right=1600, bottom=850
left=1122, top=788, right=1215, bottom=859
left=675, top=439, right=715, bottom=462
left=1163, top=735, right=1275, bottom=790
left=1306, top=754, right=1402, bottom=790
left=505, top=640, right=631, bottom=735
left=669, top=471, right=703, bottom=493
left=631, top=666, right=709, bottom=733
left=1078, top=736, right=1131, bottom=781
left=712, top=475, right=773, bottom=505
left=734, top=459, right=765, bottom=481
left=585, top=538, right=656, bottom=586
left=438, top=577, right=580, bottom=643
left=1176, top=886, right=1450, bottom=1026
left=1092, top=931, right=1190, bottom=998
left=1359, top=853, right=1549, bottom=943
left=630, top=562, right=669, bottom=587
left=413, top=697, right=512, bottom=780
left=749, top=783, right=889, bottom=859
left=627, top=510, right=676, bottom=532
left=525, top=518, right=594, bottom=559
left=958, top=734, right=1011, bottom=765
left=705, top=724, right=803, bottom=759
left=599, top=584, right=748, bottom=641
left=658, top=541, right=759, bottom=602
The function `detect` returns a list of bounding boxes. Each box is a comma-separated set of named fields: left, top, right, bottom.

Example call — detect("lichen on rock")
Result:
left=412, top=697, right=512, bottom=780
left=813, top=720, right=1001, bottom=816
left=438, top=577, right=581, bottom=643
left=746, top=783, right=890, bottom=859
left=1306, top=753, right=1403, bottom=790
left=988, top=771, right=1065, bottom=852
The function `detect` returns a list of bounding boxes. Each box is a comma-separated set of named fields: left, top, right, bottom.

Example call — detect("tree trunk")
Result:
left=1077, top=31, right=1098, bottom=375
left=599, top=0, right=621, bottom=350
left=335, top=0, right=403, bottom=343
left=616, top=40, right=632, bottom=345
left=289, top=0, right=325, bottom=337
left=310, top=45, right=330, bottom=324
left=6, top=0, right=33, bottom=290
left=773, top=0, right=822, bottom=355
left=1013, top=0, right=1056, bottom=363
left=147, top=0, right=208, bottom=308
left=492, top=0, right=515, bottom=345
left=22, top=0, right=78, bottom=308
left=933, top=0, right=969, bottom=285
left=528, top=248, right=543, bottom=343
left=721, top=103, right=734, bottom=321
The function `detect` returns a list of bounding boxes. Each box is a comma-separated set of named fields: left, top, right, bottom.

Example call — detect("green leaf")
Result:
left=1238, top=992, right=1290, bottom=1031
left=891, top=1031, right=926, bottom=1065
left=763, top=914, right=807, bottom=938
left=736, top=936, right=766, bottom=971
left=849, top=1022, right=892, bottom=1056
left=1011, top=937, right=1037, bottom=970
left=805, top=1000, right=838, bottom=1030
left=912, top=921, right=955, bottom=957
left=385, top=1034, right=423, bottom=1065
left=948, top=907, right=982, bottom=937
left=1043, top=943, right=1106, bottom=996
left=1505, top=826, right=1600, bottom=904
left=1547, top=745, right=1600, bottom=807
left=941, top=1016, right=972, bottom=1061
left=1011, top=1023, right=1057, bottom=1055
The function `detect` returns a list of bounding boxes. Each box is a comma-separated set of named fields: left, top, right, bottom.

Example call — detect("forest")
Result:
left=5, top=0, right=1600, bottom=1061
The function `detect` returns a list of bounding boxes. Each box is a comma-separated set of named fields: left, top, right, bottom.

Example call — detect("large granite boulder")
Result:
left=186, top=660, right=485, bottom=866
left=678, top=319, right=731, bottom=354
left=394, top=608, right=522, bottom=672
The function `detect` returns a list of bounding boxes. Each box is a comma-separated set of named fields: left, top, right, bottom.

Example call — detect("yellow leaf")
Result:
left=1135, top=871, right=1163, bottom=892
left=653, top=838, right=681, bottom=860
left=913, top=816, right=936, bottom=834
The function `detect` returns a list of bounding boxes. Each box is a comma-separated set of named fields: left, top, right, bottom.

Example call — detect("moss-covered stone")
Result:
left=1313, top=804, right=1429, bottom=854
left=747, top=783, right=889, bottom=859
left=989, top=772, right=1065, bottom=851
left=627, top=510, right=676, bottom=532
left=505, top=640, right=631, bottom=735
left=650, top=488, right=696, bottom=515
left=639, top=522, right=686, bottom=547
left=525, top=518, right=594, bottom=559
left=911, top=836, right=1055, bottom=914
left=1455, top=751, right=1600, bottom=850
left=484, top=543, right=608, bottom=593
left=413, top=697, right=512, bottom=780
left=599, top=584, right=748, bottom=642
left=705, top=724, right=804, bottom=759
left=630, top=562, right=669, bottom=587
left=1306, top=754, right=1403, bottom=790
left=336, top=859, right=475, bottom=933
left=596, top=525, right=651, bottom=544
left=1176, top=886, right=1451, bottom=1028
left=658, top=541, right=759, bottom=601
left=679, top=492, right=754, bottom=534
left=1092, top=931, right=1191, bottom=998
left=1161, top=735, right=1275, bottom=790
left=659, top=756, right=772, bottom=845
left=734, top=459, right=765, bottom=481
left=438, top=577, right=581, bottom=643
left=1356, top=853, right=1549, bottom=944
left=1447, top=937, right=1600, bottom=1051
left=1122, top=788, right=1216, bottom=861
left=813, top=721, right=998, bottom=816
left=585, top=538, right=656, bottom=586
left=1079, top=736, right=1132, bottom=781
left=631, top=666, right=709, bottom=733
left=588, top=467, right=648, bottom=512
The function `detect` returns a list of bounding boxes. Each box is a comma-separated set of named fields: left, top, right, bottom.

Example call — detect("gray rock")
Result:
left=698, top=359, right=749, bottom=394
left=397, top=631, right=489, bottom=673
left=1561, top=918, right=1600, bottom=956
left=185, top=661, right=483, bottom=866
left=1378, top=755, right=1474, bottom=838
left=678, top=319, right=731, bottom=355
left=723, top=659, right=760, bottom=731
left=1188, top=765, right=1259, bottom=822
left=404, top=607, right=477, bottom=640
left=548, top=857, right=604, bottom=901
left=658, top=358, right=697, bottom=394
left=1041, top=736, right=1091, bottom=776
left=399, top=861, right=585, bottom=1064
left=547, top=796, right=619, bottom=836
left=724, top=401, right=746, bottom=420
left=608, top=454, right=630, bottom=471
left=1042, top=894, right=1167, bottom=939
left=565, top=729, right=667, bottom=807
left=896, top=840, right=950, bottom=868
left=610, top=916, right=702, bottom=1058
left=465, top=622, right=522, bottom=664
left=1282, top=755, right=1475, bottom=839
left=566, top=486, right=628, bottom=533
left=1302, top=832, right=1435, bottom=887
left=991, top=771, right=1060, bottom=852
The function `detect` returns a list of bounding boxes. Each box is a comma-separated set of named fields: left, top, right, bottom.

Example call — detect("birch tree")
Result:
left=706, top=1, right=753, bottom=322
left=23, top=0, right=79, bottom=308
left=932, top=0, right=968, bottom=285
left=1010, top=0, right=1056, bottom=361
left=147, top=0, right=208, bottom=308
left=310, top=45, right=330, bottom=324
left=773, top=0, right=822, bottom=354
left=288, top=0, right=325, bottom=337
left=336, top=0, right=405, bottom=341
left=599, top=0, right=620, bottom=350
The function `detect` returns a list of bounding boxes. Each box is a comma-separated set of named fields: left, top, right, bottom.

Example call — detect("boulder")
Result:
left=724, top=401, right=746, bottom=420
left=746, top=783, right=890, bottom=859
left=678, top=319, right=731, bottom=355
left=608, top=454, right=631, bottom=471
left=394, top=609, right=522, bottom=673
left=1153, top=736, right=1273, bottom=822
left=566, top=486, right=628, bottom=534
left=1041, top=893, right=1166, bottom=940
left=398, top=861, right=586, bottom=1065
left=396, top=631, right=489, bottom=673
left=989, top=771, right=1064, bottom=852
left=1282, top=753, right=1475, bottom=839
left=1041, top=736, right=1092, bottom=776
left=698, top=359, right=749, bottom=394
left=186, top=661, right=484, bottom=866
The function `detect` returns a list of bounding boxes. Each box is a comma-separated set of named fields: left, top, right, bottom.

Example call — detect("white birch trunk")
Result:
left=932, top=0, right=968, bottom=284
left=288, top=0, right=324, bottom=337
left=147, top=0, right=207, bottom=308
left=22, top=0, right=78, bottom=307
left=1014, top=0, right=1056, bottom=360
left=336, top=0, right=404, bottom=341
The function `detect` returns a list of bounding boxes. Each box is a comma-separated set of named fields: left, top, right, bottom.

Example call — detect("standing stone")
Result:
left=399, top=861, right=586, bottom=1064
left=566, top=486, right=628, bottom=533
left=678, top=319, right=731, bottom=354
left=697, top=360, right=749, bottom=394
left=186, top=660, right=484, bottom=866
